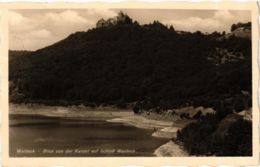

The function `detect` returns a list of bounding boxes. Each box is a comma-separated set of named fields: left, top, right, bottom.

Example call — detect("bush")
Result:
left=177, top=114, right=252, bottom=156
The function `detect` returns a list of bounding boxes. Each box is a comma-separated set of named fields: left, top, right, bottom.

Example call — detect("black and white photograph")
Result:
left=7, top=5, right=255, bottom=159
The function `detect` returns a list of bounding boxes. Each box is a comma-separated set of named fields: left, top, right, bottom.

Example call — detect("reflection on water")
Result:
left=9, top=114, right=168, bottom=157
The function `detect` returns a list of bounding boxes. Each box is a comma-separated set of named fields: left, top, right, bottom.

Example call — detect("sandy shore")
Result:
left=10, top=104, right=134, bottom=120
left=107, top=113, right=190, bottom=157
left=107, top=115, right=173, bottom=129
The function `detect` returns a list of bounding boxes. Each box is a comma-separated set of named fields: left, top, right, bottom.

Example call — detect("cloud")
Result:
left=9, top=11, right=36, bottom=33
left=163, top=10, right=250, bottom=33
left=45, top=10, right=88, bottom=24
left=164, top=17, right=222, bottom=33
left=214, top=10, right=234, bottom=22
left=9, top=9, right=250, bottom=50
left=84, top=8, right=117, bottom=18
left=27, top=29, right=51, bottom=39
left=9, top=9, right=117, bottom=50
left=38, top=10, right=91, bottom=38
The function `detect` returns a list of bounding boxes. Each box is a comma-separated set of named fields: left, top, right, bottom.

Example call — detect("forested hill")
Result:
left=9, top=12, right=252, bottom=110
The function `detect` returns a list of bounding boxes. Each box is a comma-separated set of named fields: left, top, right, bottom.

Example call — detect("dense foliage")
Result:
left=231, top=22, right=251, bottom=32
left=9, top=13, right=251, bottom=110
left=177, top=113, right=252, bottom=156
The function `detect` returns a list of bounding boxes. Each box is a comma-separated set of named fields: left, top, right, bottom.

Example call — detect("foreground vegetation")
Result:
left=176, top=112, right=252, bottom=156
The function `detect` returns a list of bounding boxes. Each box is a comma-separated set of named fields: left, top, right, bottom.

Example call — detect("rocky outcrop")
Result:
left=236, top=108, right=252, bottom=121
left=154, top=140, right=189, bottom=157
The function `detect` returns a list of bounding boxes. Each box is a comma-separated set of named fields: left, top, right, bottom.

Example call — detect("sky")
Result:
left=9, top=9, right=251, bottom=51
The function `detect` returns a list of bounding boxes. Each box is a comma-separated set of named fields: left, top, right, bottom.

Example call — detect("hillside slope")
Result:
left=9, top=13, right=252, bottom=111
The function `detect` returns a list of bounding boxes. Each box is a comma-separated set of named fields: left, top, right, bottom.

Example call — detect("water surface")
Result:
left=9, top=113, right=168, bottom=157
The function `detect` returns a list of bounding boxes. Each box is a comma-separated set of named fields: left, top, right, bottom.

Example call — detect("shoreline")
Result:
left=107, top=113, right=190, bottom=156
left=10, top=104, right=190, bottom=157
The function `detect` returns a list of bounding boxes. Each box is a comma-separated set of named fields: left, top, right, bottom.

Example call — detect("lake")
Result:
left=9, top=113, right=168, bottom=157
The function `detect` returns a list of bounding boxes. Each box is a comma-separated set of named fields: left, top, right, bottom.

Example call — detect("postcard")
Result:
left=0, top=1, right=259, bottom=166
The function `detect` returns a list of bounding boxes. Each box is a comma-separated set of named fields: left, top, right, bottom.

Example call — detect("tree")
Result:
left=117, top=11, right=133, bottom=25
left=231, top=22, right=252, bottom=32
left=96, top=18, right=106, bottom=28
left=170, top=25, right=175, bottom=31
left=231, top=24, right=236, bottom=32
